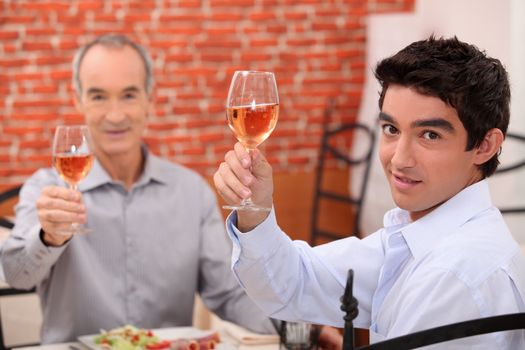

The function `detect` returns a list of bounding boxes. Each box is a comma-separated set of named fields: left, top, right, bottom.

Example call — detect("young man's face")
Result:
left=379, top=84, right=482, bottom=221
left=75, top=44, right=152, bottom=160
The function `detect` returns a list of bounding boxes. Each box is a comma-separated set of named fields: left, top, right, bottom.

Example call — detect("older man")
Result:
left=1, top=34, right=275, bottom=343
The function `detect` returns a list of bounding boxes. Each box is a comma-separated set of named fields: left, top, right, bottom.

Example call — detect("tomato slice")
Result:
left=146, top=340, right=171, bottom=350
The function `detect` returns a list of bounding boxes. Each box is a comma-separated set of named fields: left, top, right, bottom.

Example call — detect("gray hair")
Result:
left=72, top=34, right=154, bottom=96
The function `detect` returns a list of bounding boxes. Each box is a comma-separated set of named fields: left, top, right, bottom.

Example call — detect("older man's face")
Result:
left=75, top=44, right=152, bottom=161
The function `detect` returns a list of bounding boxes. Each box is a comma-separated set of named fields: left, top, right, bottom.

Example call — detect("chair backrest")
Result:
left=310, top=100, right=376, bottom=245
left=0, top=186, right=21, bottom=230
left=340, top=269, right=525, bottom=350
left=494, top=132, right=525, bottom=215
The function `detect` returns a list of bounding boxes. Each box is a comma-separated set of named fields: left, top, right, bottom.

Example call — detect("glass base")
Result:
left=56, top=224, right=93, bottom=236
left=222, top=203, right=272, bottom=212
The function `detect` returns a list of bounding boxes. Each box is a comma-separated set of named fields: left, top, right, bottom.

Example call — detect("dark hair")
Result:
left=374, top=36, right=510, bottom=178
left=72, top=34, right=154, bottom=96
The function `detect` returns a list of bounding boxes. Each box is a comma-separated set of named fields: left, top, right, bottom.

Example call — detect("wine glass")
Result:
left=52, top=125, right=94, bottom=234
left=223, top=70, right=279, bottom=212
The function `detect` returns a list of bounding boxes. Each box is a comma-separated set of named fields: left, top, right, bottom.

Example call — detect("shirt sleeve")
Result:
left=226, top=208, right=384, bottom=328
left=195, top=179, right=275, bottom=334
left=1, top=170, right=68, bottom=289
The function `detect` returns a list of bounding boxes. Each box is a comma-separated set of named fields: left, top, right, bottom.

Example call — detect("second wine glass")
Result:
left=52, top=125, right=94, bottom=234
left=223, top=70, right=279, bottom=212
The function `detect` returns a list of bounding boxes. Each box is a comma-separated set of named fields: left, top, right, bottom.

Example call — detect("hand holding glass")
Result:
left=52, top=125, right=94, bottom=234
left=223, top=71, right=279, bottom=212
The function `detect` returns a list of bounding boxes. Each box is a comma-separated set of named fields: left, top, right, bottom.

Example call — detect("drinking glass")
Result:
left=52, top=125, right=94, bottom=234
left=280, top=321, right=321, bottom=350
left=223, top=70, right=279, bottom=212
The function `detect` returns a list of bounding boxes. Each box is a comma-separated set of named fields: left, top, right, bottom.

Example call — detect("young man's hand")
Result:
left=214, top=142, right=274, bottom=232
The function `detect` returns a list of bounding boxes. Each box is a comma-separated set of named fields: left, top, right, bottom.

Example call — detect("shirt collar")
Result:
left=383, top=180, right=493, bottom=259
left=78, top=145, right=170, bottom=192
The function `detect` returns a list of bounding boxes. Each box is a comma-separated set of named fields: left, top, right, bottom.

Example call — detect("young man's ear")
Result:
left=474, top=128, right=504, bottom=165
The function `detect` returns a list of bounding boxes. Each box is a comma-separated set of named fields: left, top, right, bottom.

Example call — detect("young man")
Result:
left=0, top=34, right=275, bottom=343
left=213, top=36, right=525, bottom=348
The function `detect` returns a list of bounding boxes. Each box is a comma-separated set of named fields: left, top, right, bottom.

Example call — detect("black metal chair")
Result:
left=0, top=185, right=39, bottom=350
left=341, top=269, right=525, bottom=350
left=495, top=132, right=525, bottom=215
left=0, top=186, right=20, bottom=230
left=310, top=100, right=376, bottom=244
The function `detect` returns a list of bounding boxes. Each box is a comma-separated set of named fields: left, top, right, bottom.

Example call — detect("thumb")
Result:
left=250, top=148, right=272, bottom=181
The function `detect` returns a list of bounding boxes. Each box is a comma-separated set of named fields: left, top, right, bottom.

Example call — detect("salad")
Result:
left=94, top=325, right=171, bottom=350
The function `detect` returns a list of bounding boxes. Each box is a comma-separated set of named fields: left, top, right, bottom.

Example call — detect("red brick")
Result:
left=33, top=85, right=59, bottom=94
left=0, top=31, right=20, bottom=40
left=182, top=147, right=206, bottom=156
left=78, top=1, right=104, bottom=11
left=3, top=126, right=45, bottom=135
left=25, top=155, right=53, bottom=165
left=210, top=0, right=254, bottom=6
left=58, top=41, right=79, bottom=50
left=125, top=13, right=151, bottom=22
left=150, top=40, right=187, bottom=49
left=286, top=38, right=316, bottom=46
left=284, top=12, right=308, bottom=20
left=0, top=58, right=31, bottom=68
left=178, top=0, right=201, bottom=8
left=163, top=135, right=193, bottom=143
left=35, top=56, right=70, bottom=65
left=22, top=41, right=53, bottom=51
left=201, top=53, right=233, bottom=62
left=11, top=113, right=57, bottom=122
left=267, top=25, right=287, bottom=33
left=13, top=99, right=65, bottom=108
left=159, top=14, right=205, bottom=22
left=249, top=39, right=278, bottom=47
left=26, top=28, right=57, bottom=36
left=20, top=2, right=70, bottom=11
left=129, top=1, right=156, bottom=9
left=50, top=70, right=71, bottom=80
left=13, top=72, right=46, bottom=81
left=312, top=22, right=338, bottom=31
left=157, top=27, right=201, bottom=35
left=336, top=49, right=364, bottom=58
left=172, top=106, right=201, bottom=114
left=209, top=13, right=243, bottom=21
left=5, top=16, right=35, bottom=25
left=19, top=139, right=50, bottom=149
left=198, top=132, right=224, bottom=142
left=206, top=27, right=237, bottom=36
left=249, top=12, right=276, bottom=21
left=148, top=123, right=181, bottom=131
left=94, top=14, right=118, bottom=22
left=240, top=53, right=272, bottom=61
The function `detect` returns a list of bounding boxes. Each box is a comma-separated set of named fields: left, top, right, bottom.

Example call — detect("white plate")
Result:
left=78, top=327, right=237, bottom=350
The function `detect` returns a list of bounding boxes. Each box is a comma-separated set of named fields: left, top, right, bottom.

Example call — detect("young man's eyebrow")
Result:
left=378, top=112, right=394, bottom=123
left=378, top=112, right=455, bottom=133
left=412, top=118, right=455, bottom=132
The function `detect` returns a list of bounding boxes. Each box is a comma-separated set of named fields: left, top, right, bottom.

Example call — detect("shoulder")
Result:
left=20, top=168, right=60, bottom=194
left=423, top=207, right=520, bottom=287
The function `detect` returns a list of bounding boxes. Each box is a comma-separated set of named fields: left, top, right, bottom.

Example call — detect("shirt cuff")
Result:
left=226, top=208, right=285, bottom=261
left=25, top=224, right=68, bottom=266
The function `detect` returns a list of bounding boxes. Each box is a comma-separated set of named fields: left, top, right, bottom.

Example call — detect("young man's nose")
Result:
left=390, top=138, right=416, bottom=169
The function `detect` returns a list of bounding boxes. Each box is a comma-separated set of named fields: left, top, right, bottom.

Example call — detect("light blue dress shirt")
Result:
left=1, top=149, right=274, bottom=343
left=227, top=180, right=525, bottom=349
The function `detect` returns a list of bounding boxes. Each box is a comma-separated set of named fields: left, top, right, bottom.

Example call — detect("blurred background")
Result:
left=1, top=0, right=524, bottom=244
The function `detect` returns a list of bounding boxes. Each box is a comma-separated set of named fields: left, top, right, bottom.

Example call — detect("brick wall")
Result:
left=0, top=0, right=414, bottom=191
